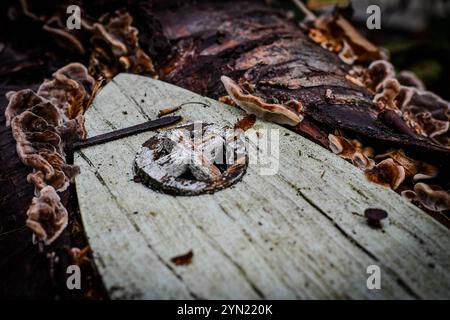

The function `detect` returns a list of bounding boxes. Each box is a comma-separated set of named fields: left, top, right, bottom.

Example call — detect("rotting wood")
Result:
left=155, top=1, right=450, bottom=165
left=75, top=74, right=450, bottom=299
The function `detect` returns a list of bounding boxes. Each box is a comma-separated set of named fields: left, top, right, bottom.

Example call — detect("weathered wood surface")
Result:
left=75, top=74, right=450, bottom=299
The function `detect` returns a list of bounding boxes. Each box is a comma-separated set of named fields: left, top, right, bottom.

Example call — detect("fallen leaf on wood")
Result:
left=170, top=250, right=194, bottom=266
left=234, top=114, right=256, bottom=131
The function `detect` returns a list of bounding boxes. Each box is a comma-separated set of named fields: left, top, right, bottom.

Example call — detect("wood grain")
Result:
left=74, top=74, right=450, bottom=299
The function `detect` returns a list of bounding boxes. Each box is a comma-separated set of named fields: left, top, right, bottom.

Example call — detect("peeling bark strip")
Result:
left=154, top=1, right=449, bottom=163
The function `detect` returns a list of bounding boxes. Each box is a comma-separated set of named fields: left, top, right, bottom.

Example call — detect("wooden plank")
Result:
left=74, top=73, right=450, bottom=299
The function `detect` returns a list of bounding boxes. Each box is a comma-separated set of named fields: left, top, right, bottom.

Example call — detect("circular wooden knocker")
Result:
left=134, top=122, right=248, bottom=195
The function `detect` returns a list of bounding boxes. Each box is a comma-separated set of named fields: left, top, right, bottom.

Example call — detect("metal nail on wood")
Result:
left=72, top=116, right=182, bottom=151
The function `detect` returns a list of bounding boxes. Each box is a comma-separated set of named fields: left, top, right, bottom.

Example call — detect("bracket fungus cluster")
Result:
left=19, top=1, right=156, bottom=80
left=221, top=76, right=303, bottom=126
left=403, top=183, right=450, bottom=213
left=349, top=59, right=450, bottom=145
left=26, top=186, right=69, bottom=245
left=328, top=133, right=374, bottom=170
left=83, top=9, right=157, bottom=79
left=5, top=63, right=94, bottom=244
left=305, top=10, right=383, bottom=65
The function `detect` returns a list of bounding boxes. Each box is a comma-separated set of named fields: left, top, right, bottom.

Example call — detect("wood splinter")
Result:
left=157, top=101, right=211, bottom=117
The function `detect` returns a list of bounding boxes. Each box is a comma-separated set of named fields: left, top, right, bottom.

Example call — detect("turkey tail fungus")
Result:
left=5, top=63, right=94, bottom=244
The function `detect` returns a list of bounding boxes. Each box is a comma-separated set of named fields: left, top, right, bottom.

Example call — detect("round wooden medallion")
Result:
left=134, top=122, right=248, bottom=195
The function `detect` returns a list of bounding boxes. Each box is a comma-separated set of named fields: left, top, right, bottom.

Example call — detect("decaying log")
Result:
left=145, top=1, right=449, bottom=165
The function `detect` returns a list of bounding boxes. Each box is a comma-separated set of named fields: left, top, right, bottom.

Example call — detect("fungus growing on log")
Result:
left=365, top=158, right=405, bottom=190
left=374, top=78, right=401, bottom=110
left=328, top=134, right=355, bottom=159
left=365, top=60, right=396, bottom=92
left=221, top=76, right=303, bottom=126
left=338, top=40, right=357, bottom=65
left=5, top=63, right=94, bottom=244
left=38, top=63, right=95, bottom=123
left=84, top=9, right=157, bottom=79
left=412, top=183, right=450, bottom=212
left=375, top=149, right=420, bottom=178
left=26, top=186, right=68, bottom=245
left=413, top=163, right=439, bottom=182
left=328, top=134, right=374, bottom=170
left=397, top=71, right=425, bottom=90
left=308, top=10, right=381, bottom=64
left=5, top=90, right=47, bottom=127
left=414, top=112, right=449, bottom=138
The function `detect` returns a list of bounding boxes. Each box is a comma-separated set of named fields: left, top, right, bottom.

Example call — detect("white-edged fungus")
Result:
left=338, top=40, right=357, bottom=65
left=413, top=183, right=450, bottom=212
left=366, top=60, right=395, bottom=93
left=375, top=149, right=420, bottom=178
left=328, top=134, right=374, bottom=169
left=26, top=186, right=68, bottom=245
left=364, top=158, right=405, bottom=190
left=220, top=75, right=303, bottom=126
left=373, top=78, right=401, bottom=110
left=5, top=63, right=94, bottom=245
left=413, top=163, right=439, bottom=181
left=397, top=70, right=425, bottom=90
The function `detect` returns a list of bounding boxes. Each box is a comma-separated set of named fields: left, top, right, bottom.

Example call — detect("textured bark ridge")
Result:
left=154, top=1, right=449, bottom=164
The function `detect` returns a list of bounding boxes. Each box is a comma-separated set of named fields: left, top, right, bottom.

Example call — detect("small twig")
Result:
left=157, top=101, right=210, bottom=117
left=72, top=115, right=182, bottom=150
left=0, top=225, right=28, bottom=239
left=158, top=106, right=182, bottom=117
left=84, top=76, right=105, bottom=112
left=291, top=0, right=317, bottom=21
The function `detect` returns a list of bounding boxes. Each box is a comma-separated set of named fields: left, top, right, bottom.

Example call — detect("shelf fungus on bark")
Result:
left=364, top=158, right=405, bottom=190
left=397, top=71, right=425, bottom=90
left=328, top=134, right=374, bottom=170
left=26, top=186, right=68, bottom=246
left=403, top=183, right=450, bottom=213
left=374, top=78, right=401, bottom=110
left=134, top=123, right=248, bottom=196
left=221, top=76, right=303, bottom=126
left=307, top=10, right=382, bottom=64
left=375, top=149, right=438, bottom=182
left=7, top=63, right=93, bottom=194
left=84, top=9, right=157, bottom=79
left=5, top=63, right=94, bottom=245
left=356, top=59, right=450, bottom=147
